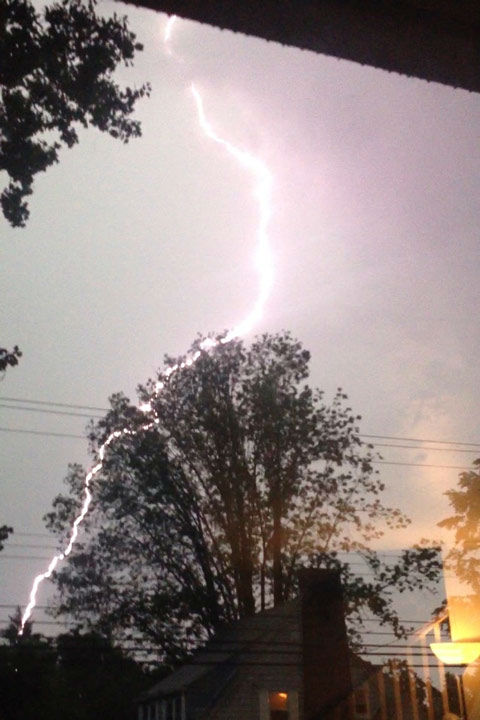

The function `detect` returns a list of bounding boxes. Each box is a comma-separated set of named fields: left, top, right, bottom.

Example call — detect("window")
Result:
left=269, top=691, right=289, bottom=720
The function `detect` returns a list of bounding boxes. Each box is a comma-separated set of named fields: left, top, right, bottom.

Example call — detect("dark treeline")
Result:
left=0, top=608, right=164, bottom=720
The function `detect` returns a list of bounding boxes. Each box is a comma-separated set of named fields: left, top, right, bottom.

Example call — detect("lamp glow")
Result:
left=430, top=642, right=480, bottom=666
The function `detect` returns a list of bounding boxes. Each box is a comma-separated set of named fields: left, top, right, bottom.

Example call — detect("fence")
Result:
left=332, top=610, right=468, bottom=720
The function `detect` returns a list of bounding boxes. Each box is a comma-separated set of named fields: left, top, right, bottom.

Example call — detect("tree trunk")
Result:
left=272, top=491, right=283, bottom=605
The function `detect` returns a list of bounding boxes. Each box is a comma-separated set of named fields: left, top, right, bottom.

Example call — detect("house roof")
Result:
left=140, top=600, right=301, bottom=700
left=140, top=599, right=377, bottom=703
left=118, top=0, right=480, bottom=93
left=141, top=656, right=230, bottom=698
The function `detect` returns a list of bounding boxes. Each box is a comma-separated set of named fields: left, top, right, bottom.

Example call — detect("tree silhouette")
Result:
left=0, top=608, right=57, bottom=720
left=46, top=332, right=442, bottom=660
left=439, top=458, right=480, bottom=592
left=0, top=523, right=13, bottom=550
left=0, top=614, right=151, bottom=720
left=0, top=345, right=22, bottom=377
left=1, top=0, right=149, bottom=226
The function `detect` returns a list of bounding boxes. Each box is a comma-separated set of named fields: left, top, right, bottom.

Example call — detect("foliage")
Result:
left=0, top=0, right=150, bottom=227
left=0, top=608, right=57, bottom=720
left=0, top=611, right=151, bottom=720
left=438, top=458, right=480, bottom=592
left=0, top=345, right=22, bottom=376
left=53, top=630, right=148, bottom=720
left=46, top=332, right=442, bottom=661
left=0, top=523, right=13, bottom=550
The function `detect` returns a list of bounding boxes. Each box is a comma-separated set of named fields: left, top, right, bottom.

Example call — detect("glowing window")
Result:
left=269, top=691, right=289, bottom=720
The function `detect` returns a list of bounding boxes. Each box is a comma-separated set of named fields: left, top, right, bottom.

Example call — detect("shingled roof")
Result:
left=139, top=598, right=377, bottom=718
left=140, top=600, right=301, bottom=702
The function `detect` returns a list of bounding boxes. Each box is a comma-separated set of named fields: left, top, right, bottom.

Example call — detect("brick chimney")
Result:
left=299, top=569, right=352, bottom=719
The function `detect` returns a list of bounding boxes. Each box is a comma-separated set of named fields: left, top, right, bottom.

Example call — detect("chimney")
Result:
left=299, top=569, right=352, bottom=719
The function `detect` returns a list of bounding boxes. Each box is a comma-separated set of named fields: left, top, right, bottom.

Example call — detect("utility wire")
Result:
left=1, top=543, right=439, bottom=559
left=0, top=604, right=51, bottom=609
left=1, top=557, right=449, bottom=582
left=0, top=555, right=59, bottom=560
left=362, top=433, right=480, bottom=448
left=0, top=620, right=416, bottom=636
left=2, top=396, right=480, bottom=449
left=0, top=646, right=456, bottom=667
left=0, top=426, right=85, bottom=439
left=0, top=396, right=108, bottom=412
left=0, top=403, right=103, bottom=420
left=4, top=544, right=59, bottom=550
left=0, top=603, right=439, bottom=626
left=0, top=557, right=454, bottom=582
left=0, top=425, right=477, bottom=470
left=11, top=532, right=55, bottom=539
left=373, top=443, right=480, bottom=454
left=0, top=642, right=441, bottom=658
left=0, top=619, right=74, bottom=626
left=373, top=460, right=472, bottom=471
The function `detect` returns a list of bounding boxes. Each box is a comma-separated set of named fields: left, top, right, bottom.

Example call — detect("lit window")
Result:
left=269, top=691, right=289, bottom=720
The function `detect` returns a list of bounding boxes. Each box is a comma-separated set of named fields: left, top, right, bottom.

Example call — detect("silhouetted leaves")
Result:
left=0, top=615, right=151, bottom=720
left=0, top=345, right=22, bottom=376
left=0, top=523, right=13, bottom=550
left=0, top=0, right=150, bottom=226
left=46, top=332, right=441, bottom=660
left=439, top=459, right=480, bottom=591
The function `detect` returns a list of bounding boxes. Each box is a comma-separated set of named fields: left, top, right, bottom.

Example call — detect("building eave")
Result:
left=116, top=0, right=480, bottom=93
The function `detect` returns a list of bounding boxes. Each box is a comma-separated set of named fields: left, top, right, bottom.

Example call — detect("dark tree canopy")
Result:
left=0, top=523, right=13, bottom=550
left=0, top=0, right=149, bottom=227
left=0, top=345, right=22, bottom=375
left=46, top=332, right=441, bottom=661
left=0, top=611, right=150, bottom=720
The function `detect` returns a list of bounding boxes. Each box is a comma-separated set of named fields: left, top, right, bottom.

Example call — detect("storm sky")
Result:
left=2, top=3, right=480, bottom=625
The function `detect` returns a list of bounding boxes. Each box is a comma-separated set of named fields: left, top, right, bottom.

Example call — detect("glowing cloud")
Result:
left=19, top=15, right=274, bottom=634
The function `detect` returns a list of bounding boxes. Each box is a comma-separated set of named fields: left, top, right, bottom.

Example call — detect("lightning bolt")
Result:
left=19, top=15, right=274, bottom=633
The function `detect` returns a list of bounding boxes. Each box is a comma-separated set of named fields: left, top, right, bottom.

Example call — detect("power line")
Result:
left=0, top=604, right=439, bottom=627
left=0, top=541, right=438, bottom=560
left=373, top=460, right=472, bottom=471
left=373, top=443, right=480, bottom=454
left=0, top=555, right=57, bottom=561
left=362, top=433, right=480, bottom=448
left=0, top=426, right=476, bottom=470
left=4, top=544, right=58, bottom=550
left=0, top=605, right=51, bottom=610
left=0, top=427, right=85, bottom=439
left=0, top=619, right=74, bottom=626
left=12, top=532, right=55, bottom=539
left=0, top=619, right=414, bottom=637
left=2, top=556, right=447, bottom=583
left=0, top=645, right=457, bottom=667
left=1, top=396, right=480, bottom=449
left=0, top=396, right=108, bottom=413
left=1, top=543, right=435, bottom=558
left=0, top=403, right=103, bottom=420
left=0, top=639, right=440, bottom=658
